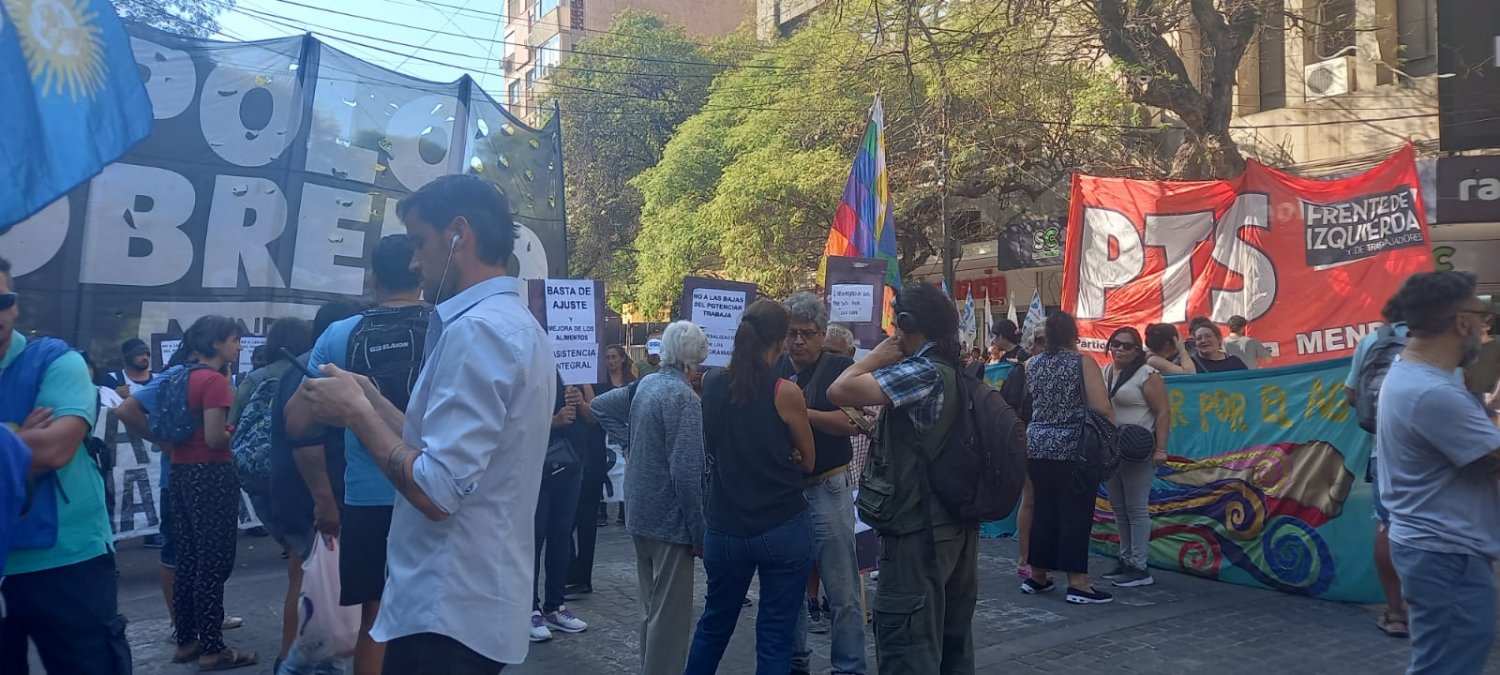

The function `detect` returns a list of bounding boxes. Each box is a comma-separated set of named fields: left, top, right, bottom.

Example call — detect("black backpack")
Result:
left=346, top=305, right=432, bottom=412
left=1355, top=324, right=1407, bottom=433
left=927, top=363, right=1029, bottom=522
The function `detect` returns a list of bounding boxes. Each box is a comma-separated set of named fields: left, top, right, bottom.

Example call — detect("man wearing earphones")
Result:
left=828, top=281, right=977, bottom=675
left=294, top=175, right=556, bottom=674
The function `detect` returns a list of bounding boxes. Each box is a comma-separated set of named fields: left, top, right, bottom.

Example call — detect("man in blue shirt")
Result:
left=0, top=255, right=130, bottom=673
left=294, top=175, right=555, bottom=674
left=1376, top=271, right=1500, bottom=674
left=302, top=234, right=428, bottom=675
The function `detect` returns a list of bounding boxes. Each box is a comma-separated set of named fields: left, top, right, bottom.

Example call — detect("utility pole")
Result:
left=938, top=92, right=954, bottom=296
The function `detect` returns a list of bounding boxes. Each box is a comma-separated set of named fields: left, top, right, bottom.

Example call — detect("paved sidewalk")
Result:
left=82, top=524, right=1500, bottom=674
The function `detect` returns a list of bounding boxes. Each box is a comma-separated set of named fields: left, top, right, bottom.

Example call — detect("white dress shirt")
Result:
left=369, top=275, right=556, bottom=664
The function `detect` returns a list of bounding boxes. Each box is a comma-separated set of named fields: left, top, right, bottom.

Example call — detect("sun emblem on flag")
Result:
left=4, top=0, right=106, bottom=101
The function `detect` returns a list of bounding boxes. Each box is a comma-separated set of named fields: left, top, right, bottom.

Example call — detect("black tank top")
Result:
left=701, top=369, right=807, bottom=537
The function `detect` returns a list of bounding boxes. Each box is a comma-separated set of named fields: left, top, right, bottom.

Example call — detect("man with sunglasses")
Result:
left=0, top=256, right=130, bottom=673
left=778, top=291, right=865, bottom=675
left=1377, top=271, right=1500, bottom=675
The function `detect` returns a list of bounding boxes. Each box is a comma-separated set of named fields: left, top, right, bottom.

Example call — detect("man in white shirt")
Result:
left=294, top=175, right=555, bottom=674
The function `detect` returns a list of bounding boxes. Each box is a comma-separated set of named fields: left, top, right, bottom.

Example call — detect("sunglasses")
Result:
left=0, top=293, right=15, bottom=312
left=1108, top=339, right=1140, bottom=351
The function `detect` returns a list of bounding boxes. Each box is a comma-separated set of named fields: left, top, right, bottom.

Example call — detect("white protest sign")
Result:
left=830, top=284, right=876, bottom=323
left=545, top=279, right=600, bottom=385
left=691, top=288, right=748, bottom=368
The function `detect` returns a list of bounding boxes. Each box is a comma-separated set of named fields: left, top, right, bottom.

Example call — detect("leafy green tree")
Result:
left=544, top=11, right=726, bottom=311
left=626, top=0, right=1157, bottom=315
left=113, top=0, right=236, bottom=39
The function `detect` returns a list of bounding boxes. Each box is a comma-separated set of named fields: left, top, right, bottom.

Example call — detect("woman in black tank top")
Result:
left=686, top=299, right=817, bottom=674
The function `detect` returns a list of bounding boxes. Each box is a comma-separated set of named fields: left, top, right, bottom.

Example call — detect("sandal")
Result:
left=171, top=643, right=202, bottom=664
left=1376, top=610, right=1410, bottom=638
left=199, top=648, right=258, bottom=671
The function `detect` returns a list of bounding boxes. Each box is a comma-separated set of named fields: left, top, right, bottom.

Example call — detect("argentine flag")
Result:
left=0, top=0, right=152, bottom=231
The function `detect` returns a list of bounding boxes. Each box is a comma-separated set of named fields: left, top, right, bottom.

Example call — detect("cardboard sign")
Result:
left=528, top=279, right=606, bottom=385
left=682, top=276, right=757, bottom=368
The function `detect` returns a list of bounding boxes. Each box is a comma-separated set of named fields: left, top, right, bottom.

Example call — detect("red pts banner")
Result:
left=1062, top=145, right=1433, bottom=365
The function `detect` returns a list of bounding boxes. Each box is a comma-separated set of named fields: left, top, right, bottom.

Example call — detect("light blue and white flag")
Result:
left=1020, top=289, right=1046, bottom=340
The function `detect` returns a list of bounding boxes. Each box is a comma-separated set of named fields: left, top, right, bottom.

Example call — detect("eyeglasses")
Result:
left=787, top=329, right=822, bottom=342
left=0, top=293, right=15, bottom=312
left=1108, top=340, right=1140, bottom=352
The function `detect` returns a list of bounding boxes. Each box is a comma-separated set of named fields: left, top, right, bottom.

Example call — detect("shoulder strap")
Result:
left=802, top=354, right=831, bottom=408
left=922, top=362, right=961, bottom=458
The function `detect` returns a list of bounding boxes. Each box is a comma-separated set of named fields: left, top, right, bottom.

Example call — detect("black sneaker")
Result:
left=1020, top=578, right=1056, bottom=594
left=1066, top=586, right=1114, bottom=604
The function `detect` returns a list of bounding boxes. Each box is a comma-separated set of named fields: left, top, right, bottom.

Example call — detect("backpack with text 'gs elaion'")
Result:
left=346, top=305, right=432, bottom=413
left=927, top=363, right=1029, bottom=523
left=1355, top=324, right=1407, bottom=433
left=231, top=371, right=282, bottom=496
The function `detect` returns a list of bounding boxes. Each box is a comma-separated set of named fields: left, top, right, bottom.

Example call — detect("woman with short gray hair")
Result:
left=824, top=324, right=856, bottom=357
left=591, top=320, right=709, bottom=675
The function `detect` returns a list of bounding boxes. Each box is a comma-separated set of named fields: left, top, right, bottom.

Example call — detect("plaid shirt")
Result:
left=871, top=342, right=946, bottom=435
left=848, top=406, right=879, bottom=487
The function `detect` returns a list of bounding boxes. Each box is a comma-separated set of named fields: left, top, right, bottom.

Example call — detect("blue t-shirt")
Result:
left=1378, top=358, right=1500, bottom=559
left=0, top=426, right=32, bottom=576
left=309, top=315, right=394, bottom=507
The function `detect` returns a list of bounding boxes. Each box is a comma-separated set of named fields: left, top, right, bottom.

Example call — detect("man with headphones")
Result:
left=828, top=281, right=978, bottom=675
left=294, top=175, right=556, bottom=674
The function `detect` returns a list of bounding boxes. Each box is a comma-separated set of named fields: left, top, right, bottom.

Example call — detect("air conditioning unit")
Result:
left=1304, top=56, right=1355, bottom=100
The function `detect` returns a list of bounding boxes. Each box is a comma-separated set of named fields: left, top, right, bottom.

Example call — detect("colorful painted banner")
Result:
left=1090, top=358, right=1378, bottom=603
left=1063, top=145, right=1433, bottom=366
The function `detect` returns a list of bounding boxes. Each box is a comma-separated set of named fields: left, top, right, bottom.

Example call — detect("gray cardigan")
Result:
left=590, top=369, right=705, bottom=548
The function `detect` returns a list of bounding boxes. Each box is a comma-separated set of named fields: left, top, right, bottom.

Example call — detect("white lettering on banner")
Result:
left=129, top=37, right=196, bottom=120
left=1294, top=321, right=1383, bottom=356
left=202, top=176, right=290, bottom=289
left=1076, top=209, right=1143, bottom=320
left=96, top=403, right=263, bottom=540
left=1301, top=188, right=1424, bottom=267
left=1077, top=195, right=1276, bottom=323
left=80, top=164, right=197, bottom=286
left=199, top=56, right=301, bottom=167
left=386, top=95, right=457, bottom=191
left=1210, top=194, right=1276, bottom=321
left=290, top=184, right=370, bottom=295
left=0, top=197, right=69, bottom=277
left=140, top=301, right=319, bottom=345
left=1144, top=211, right=1214, bottom=324
left=830, top=284, right=875, bottom=323
left=692, top=289, right=748, bottom=369
left=545, top=280, right=598, bottom=385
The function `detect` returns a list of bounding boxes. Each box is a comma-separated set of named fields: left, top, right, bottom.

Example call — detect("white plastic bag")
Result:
left=282, top=536, right=360, bottom=669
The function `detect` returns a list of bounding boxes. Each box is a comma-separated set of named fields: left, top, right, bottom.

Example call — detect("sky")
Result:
left=214, top=0, right=512, bottom=95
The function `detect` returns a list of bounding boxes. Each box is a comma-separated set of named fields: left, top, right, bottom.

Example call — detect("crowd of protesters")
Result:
left=3, top=169, right=1499, bottom=675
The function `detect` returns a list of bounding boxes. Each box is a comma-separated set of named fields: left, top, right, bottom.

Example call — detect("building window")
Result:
left=535, top=0, right=559, bottom=21
left=508, top=80, right=521, bottom=108
left=1312, top=0, right=1356, bottom=60
left=535, top=35, right=561, bottom=80
left=1259, top=2, right=1286, bottom=110
left=1396, top=0, right=1437, bottom=77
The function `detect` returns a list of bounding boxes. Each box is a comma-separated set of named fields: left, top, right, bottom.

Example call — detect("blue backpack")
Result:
left=0, top=337, right=76, bottom=551
left=150, top=363, right=213, bottom=443
left=231, top=370, right=282, bottom=496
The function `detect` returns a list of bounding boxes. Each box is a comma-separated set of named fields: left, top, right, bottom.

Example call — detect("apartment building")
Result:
left=500, top=0, right=752, bottom=122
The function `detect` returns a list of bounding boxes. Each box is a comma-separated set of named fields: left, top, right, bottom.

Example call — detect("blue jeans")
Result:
left=793, top=470, right=867, bottom=674
left=686, top=510, right=814, bottom=675
left=1391, top=541, right=1497, bottom=674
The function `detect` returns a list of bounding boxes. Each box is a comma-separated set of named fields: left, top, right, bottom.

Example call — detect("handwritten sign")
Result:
left=692, top=288, right=748, bottom=368
left=546, top=280, right=600, bottom=385
left=830, top=284, right=875, bottom=323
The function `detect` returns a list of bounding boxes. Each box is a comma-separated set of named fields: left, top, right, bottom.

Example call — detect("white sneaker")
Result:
left=543, top=605, right=588, bottom=633
left=529, top=610, right=553, bottom=642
